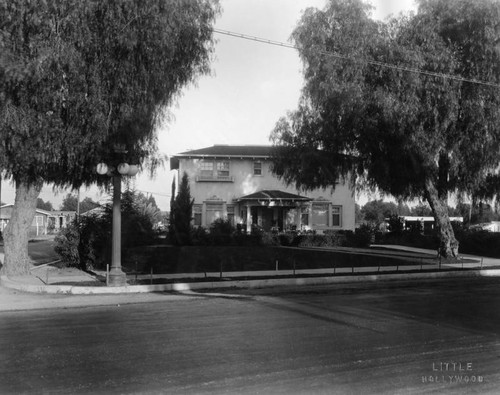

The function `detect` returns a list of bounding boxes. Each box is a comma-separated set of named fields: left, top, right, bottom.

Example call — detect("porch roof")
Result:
left=235, top=190, right=311, bottom=203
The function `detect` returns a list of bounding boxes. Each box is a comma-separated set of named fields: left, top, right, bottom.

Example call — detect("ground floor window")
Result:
left=332, top=206, right=342, bottom=227
left=285, top=208, right=299, bottom=230
left=206, top=203, right=223, bottom=225
left=193, top=204, right=202, bottom=226
left=312, top=203, right=329, bottom=227
left=301, top=207, right=309, bottom=228
left=227, top=205, right=235, bottom=226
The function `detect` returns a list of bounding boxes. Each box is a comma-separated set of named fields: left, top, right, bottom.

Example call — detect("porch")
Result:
left=235, top=190, right=311, bottom=233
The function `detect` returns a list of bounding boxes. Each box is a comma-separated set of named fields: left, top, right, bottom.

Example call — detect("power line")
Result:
left=213, top=28, right=500, bottom=89
left=135, top=189, right=172, bottom=198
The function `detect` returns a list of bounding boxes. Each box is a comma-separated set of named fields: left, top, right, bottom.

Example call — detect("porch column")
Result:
left=328, top=203, right=332, bottom=228
left=296, top=205, right=302, bottom=230
left=202, top=203, right=207, bottom=227
left=246, top=204, right=252, bottom=233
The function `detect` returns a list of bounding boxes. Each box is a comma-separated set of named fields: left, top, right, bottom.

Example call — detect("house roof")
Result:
left=0, top=204, right=76, bottom=217
left=170, top=145, right=274, bottom=169
left=236, top=190, right=311, bottom=202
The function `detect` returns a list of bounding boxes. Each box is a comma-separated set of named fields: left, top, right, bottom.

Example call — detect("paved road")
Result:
left=1, top=278, right=499, bottom=394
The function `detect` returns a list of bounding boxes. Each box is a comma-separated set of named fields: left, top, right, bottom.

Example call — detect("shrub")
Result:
left=323, top=231, right=347, bottom=247
left=278, top=232, right=297, bottom=246
left=190, top=226, right=209, bottom=245
left=76, top=214, right=110, bottom=270
left=209, top=218, right=234, bottom=245
left=387, top=214, right=404, bottom=234
left=169, top=172, right=194, bottom=245
left=54, top=223, right=81, bottom=269
left=457, top=230, right=500, bottom=257
left=55, top=214, right=110, bottom=271
left=342, top=224, right=375, bottom=248
left=261, top=231, right=279, bottom=246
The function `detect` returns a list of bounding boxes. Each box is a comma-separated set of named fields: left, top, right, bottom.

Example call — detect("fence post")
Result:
left=106, top=264, right=109, bottom=286
left=150, top=266, right=153, bottom=285
left=275, top=259, right=279, bottom=271
left=293, top=259, right=296, bottom=277
left=481, top=257, right=483, bottom=269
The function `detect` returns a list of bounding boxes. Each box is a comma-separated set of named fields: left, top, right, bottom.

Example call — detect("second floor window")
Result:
left=253, top=161, right=262, bottom=176
left=200, top=161, right=214, bottom=178
left=217, top=161, right=230, bottom=178
left=199, top=160, right=230, bottom=180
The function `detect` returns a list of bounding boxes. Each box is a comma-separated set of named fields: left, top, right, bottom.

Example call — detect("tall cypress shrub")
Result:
left=169, top=172, right=194, bottom=245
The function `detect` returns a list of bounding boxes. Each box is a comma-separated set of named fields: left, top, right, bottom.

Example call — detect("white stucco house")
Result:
left=170, top=145, right=356, bottom=233
left=0, top=204, right=76, bottom=237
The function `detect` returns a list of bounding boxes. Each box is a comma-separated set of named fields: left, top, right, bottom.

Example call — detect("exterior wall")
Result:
left=178, top=157, right=355, bottom=231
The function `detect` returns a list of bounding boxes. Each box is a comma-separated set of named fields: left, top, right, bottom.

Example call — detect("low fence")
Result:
left=122, top=245, right=492, bottom=279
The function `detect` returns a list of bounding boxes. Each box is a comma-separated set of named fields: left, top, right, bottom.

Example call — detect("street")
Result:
left=1, top=278, right=500, bottom=394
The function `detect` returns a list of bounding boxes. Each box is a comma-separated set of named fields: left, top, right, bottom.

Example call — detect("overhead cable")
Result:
left=213, top=28, right=500, bottom=89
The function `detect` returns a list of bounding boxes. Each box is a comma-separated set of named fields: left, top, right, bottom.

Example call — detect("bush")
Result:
left=55, top=214, right=110, bottom=271
left=54, top=223, right=81, bottom=269
left=208, top=218, right=234, bottom=245
left=457, top=229, right=500, bottom=257
left=190, top=226, right=209, bottom=246
left=387, top=215, right=404, bottom=234
left=76, top=214, right=110, bottom=270
left=349, top=224, right=376, bottom=247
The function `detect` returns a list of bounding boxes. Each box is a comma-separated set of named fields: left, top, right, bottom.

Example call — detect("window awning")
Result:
left=235, top=190, right=311, bottom=205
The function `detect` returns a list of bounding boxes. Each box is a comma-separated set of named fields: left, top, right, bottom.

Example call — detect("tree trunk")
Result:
left=424, top=178, right=459, bottom=259
left=1, top=181, right=42, bottom=276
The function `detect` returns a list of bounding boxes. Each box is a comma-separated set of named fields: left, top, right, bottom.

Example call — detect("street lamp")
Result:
left=96, top=146, right=139, bottom=286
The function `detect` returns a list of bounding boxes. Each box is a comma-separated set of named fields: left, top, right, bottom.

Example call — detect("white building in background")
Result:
left=170, top=145, right=355, bottom=233
left=0, top=204, right=75, bottom=237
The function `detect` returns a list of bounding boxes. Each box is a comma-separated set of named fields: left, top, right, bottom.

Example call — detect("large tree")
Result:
left=36, top=198, right=54, bottom=212
left=360, top=200, right=398, bottom=226
left=60, top=193, right=78, bottom=212
left=271, top=0, right=500, bottom=258
left=0, top=0, right=219, bottom=275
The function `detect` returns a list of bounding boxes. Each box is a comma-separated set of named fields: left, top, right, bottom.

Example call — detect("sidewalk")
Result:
left=2, top=246, right=500, bottom=312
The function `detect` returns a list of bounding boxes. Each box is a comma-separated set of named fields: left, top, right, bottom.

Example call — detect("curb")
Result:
left=2, top=269, right=500, bottom=295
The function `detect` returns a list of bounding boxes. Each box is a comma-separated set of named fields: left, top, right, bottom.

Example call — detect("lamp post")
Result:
left=96, top=146, right=139, bottom=286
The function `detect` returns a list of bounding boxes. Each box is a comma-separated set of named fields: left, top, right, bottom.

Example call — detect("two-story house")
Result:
left=170, top=145, right=355, bottom=233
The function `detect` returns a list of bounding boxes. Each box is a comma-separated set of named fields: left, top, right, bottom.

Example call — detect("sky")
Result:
left=1, top=0, right=417, bottom=211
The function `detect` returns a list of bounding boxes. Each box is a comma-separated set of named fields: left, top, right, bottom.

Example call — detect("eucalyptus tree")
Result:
left=271, top=0, right=500, bottom=258
left=0, top=0, right=220, bottom=275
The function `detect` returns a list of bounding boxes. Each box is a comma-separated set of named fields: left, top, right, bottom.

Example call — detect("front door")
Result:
left=261, top=208, right=274, bottom=231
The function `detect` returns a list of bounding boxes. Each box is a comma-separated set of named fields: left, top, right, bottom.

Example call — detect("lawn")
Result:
left=0, top=238, right=59, bottom=265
